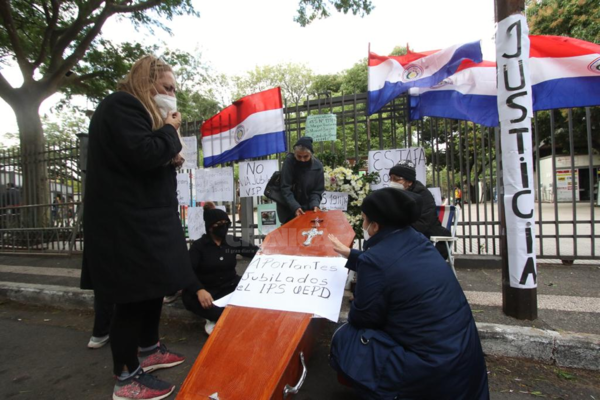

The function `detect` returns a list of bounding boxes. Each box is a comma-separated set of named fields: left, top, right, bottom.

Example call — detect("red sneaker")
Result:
left=139, top=343, right=185, bottom=373
left=113, top=370, right=174, bottom=400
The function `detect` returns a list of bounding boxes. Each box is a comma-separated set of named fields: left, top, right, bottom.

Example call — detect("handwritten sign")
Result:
left=368, top=147, right=426, bottom=190
left=306, top=114, right=337, bottom=142
left=196, top=167, right=234, bottom=202
left=187, top=207, right=205, bottom=240
left=215, top=254, right=348, bottom=322
left=176, top=173, right=191, bottom=205
left=239, top=160, right=279, bottom=198
left=320, top=191, right=349, bottom=211
left=181, top=136, right=198, bottom=170
left=187, top=205, right=227, bottom=241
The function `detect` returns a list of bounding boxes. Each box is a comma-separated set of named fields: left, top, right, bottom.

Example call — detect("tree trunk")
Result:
left=14, top=100, right=50, bottom=228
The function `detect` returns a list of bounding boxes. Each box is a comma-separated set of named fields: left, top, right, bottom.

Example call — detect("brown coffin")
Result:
left=177, top=210, right=354, bottom=400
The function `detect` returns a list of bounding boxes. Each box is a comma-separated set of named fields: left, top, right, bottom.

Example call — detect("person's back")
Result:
left=349, top=227, right=487, bottom=399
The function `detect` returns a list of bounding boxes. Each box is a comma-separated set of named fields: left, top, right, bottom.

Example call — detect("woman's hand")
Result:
left=313, top=207, right=320, bottom=212
left=196, top=289, right=214, bottom=309
left=328, top=234, right=351, bottom=259
left=165, top=111, right=181, bottom=130
left=295, top=208, right=305, bottom=217
left=171, top=153, right=185, bottom=168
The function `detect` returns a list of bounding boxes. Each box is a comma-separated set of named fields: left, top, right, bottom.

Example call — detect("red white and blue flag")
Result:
left=409, top=35, right=600, bottom=126
left=201, top=87, right=287, bottom=168
left=368, top=41, right=483, bottom=115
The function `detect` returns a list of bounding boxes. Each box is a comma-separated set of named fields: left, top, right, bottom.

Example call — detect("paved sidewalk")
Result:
left=0, top=254, right=598, bottom=371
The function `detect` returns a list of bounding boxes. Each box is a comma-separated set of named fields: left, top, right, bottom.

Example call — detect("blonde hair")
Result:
left=117, top=55, right=173, bottom=130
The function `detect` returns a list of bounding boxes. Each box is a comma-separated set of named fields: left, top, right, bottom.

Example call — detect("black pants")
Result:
left=92, top=297, right=115, bottom=337
left=110, top=297, right=163, bottom=376
left=182, top=277, right=241, bottom=322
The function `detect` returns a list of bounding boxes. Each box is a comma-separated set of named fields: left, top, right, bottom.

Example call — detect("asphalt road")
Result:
left=1, top=300, right=599, bottom=400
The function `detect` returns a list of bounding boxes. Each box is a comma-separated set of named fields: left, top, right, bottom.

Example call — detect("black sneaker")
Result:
left=113, top=370, right=175, bottom=400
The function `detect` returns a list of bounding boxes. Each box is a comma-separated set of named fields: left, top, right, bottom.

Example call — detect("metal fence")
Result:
left=1, top=93, right=598, bottom=262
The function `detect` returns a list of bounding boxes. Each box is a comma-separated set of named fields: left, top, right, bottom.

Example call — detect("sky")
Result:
left=0, top=0, right=497, bottom=143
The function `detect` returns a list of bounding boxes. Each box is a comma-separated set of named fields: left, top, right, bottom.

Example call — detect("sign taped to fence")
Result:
left=320, top=191, right=349, bottom=211
left=257, top=203, right=280, bottom=235
left=497, top=14, right=537, bottom=289
left=368, top=147, right=426, bottom=190
left=176, top=173, right=191, bottom=205
left=181, top=137, right=198, bottom=170
left=239, top=160, right=279, bottom=198
left=306, top=114, right=337, bottom=142
left=195, top=167, right=234, bottom=202
left=187, top=205, right=227, bottom=240
left=214, top=254, right=348, bottom=322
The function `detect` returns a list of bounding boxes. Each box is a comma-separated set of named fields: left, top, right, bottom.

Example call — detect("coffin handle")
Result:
left=283, top=352, right=307, bottom=398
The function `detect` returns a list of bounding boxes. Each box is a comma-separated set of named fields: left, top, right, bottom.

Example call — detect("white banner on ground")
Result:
left=181, top=137, right=198, bottom=170
left=176, top=173, right=191, bottom=206
left=239, top=160, right=279, bottom=198
left=195, top=167, right=234, bottom=202
left=320, top=191, right=349, bottom=211
left=214, top=254, right=348, bottom=322
left=496, top=14, right=537, bottom=289
left=368, top=147, right=426, bottom=190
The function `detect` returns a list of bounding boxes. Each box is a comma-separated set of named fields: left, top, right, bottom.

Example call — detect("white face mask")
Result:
left=154, top=94, right=177, bottom=119
left=389, top=181, right=405, bottom=190
left=363, top=222, right=372, bottom=241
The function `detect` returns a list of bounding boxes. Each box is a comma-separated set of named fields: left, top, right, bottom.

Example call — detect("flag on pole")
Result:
left=201, top=87, right=287, bottom=168
left=409, top=60, right=498, bottom=127
left=368, top=41, right=483, bottom=115
left=409, top=35, right=600, bottom=126
left=530, top=35, right=600, bottom=111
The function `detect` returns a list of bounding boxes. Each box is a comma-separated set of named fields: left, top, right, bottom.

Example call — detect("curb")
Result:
left=1, top=281, right=598, bottom=371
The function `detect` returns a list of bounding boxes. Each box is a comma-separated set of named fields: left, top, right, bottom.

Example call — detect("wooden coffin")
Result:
left=177, top=210, right=354, bottom=400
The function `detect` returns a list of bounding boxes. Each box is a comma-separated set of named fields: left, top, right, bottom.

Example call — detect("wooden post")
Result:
left=495, top=0, right=538, bottom=320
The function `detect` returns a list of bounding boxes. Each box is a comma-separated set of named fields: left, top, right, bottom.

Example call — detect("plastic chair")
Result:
left=430, top=205, right=460, bottom=276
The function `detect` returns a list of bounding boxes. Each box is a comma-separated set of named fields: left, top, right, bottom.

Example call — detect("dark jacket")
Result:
left=409, top=180, right=449, bottom=238
left=80, top=91, right=195, bottom=304
left=278, top=153, right=325, bottom=223
left=185, top=234, right=258, bottom=294
left=332, top=227, right=489, bottom=399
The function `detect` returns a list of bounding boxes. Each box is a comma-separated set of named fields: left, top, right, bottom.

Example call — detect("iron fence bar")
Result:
left=568, top=108, right=577, bottom=258
left=458, top=120, right=466, bottom=251
left=534, top=112, right=544, bottom=257
left=550, top=110, right=560, bottom=258
left=585, top=107, right=596, bottom=258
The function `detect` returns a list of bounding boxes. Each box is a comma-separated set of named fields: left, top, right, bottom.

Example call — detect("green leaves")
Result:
left=527, top=0, right=600, bottom=43
left=294, top=0, right=374, bottom=27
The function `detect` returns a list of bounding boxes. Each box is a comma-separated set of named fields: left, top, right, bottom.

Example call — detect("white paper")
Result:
left=320, top=191, right=349, bottom=211
left=368, top=147, right=427, bottom=190
left=187, top=207, right=205, bottom=240
left=428, top=187, right=442, bottom=206
left=176, top=173, right=191, bottom=206
left=181, top=137, right=198, bottom=170
left=196, top=167, right=234, bottom=202
left=225, top=254, right=349, bottom=322
left=496, top=14, right=537, bottom=289
left=239, top=160, right=279, bottom=198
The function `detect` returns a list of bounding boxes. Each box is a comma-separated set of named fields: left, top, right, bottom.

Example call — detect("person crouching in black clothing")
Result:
left=182, top=202, right=259, bottom=335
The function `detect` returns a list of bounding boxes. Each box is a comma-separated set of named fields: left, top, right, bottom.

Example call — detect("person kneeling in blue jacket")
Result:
left=328, top=188, right=489, bottom=400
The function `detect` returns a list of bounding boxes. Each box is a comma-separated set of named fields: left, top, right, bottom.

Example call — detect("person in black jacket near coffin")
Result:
left=182, top=202, right=259, bottom=336
left=389, top=160, right=451, bottom=259
left=80, top=55, right=195, bottom=400
left=277, top=136, right=325, bottom=224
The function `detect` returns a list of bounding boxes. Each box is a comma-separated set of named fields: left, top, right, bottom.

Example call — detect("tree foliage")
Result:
left=294, top=0, right=374, bottom=27
left=527, top=0, right=600, bottom=43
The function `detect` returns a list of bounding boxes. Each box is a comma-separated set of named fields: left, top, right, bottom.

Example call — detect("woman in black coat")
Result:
left=80, top=55, right=195, bottom=400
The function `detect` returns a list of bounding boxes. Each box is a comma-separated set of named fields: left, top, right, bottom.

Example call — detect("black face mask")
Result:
left=212, top=224, right=229, bottom=239
left=296, top=159, right=311, bottom=168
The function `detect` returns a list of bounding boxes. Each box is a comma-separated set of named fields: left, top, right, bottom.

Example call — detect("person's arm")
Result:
left=345, top=249, right=363, bottom=272
left=348, top=256, right=387, bottom=329
left=280, top=155, right=302, bottom=212
left=308, top=163, right=325, bottom=210
left=107, top=93, right=182, bottom=171
left=187, top=240, right=206, bottom=293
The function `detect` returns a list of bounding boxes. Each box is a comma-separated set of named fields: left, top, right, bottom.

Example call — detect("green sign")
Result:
left=306, top=114, right=337, bottom=142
